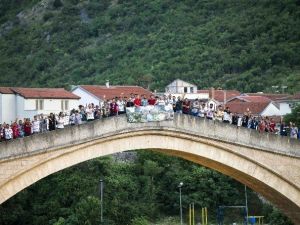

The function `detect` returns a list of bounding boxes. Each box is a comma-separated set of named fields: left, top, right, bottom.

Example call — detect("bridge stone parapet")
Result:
left=0, top=114, right=299, bottom=161
left=0, top=114, right=299, bottom=224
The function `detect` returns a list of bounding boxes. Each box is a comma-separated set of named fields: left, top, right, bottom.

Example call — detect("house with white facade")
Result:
left=0, top=87, right=16, bottom=124
left=0, top=87, right=80, bottom=123
left=241, top=93, right=300, bottom=116
left=226, top=95, right=281, bottom=116
left=72, top=84, right=152, bottom=106
left=164, top=79, right=208, bottom=100
left=198, top=88, right=241, bottom=110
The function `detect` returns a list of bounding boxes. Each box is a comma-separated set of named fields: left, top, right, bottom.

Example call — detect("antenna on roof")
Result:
left=106, top=80, right=110, bottom=88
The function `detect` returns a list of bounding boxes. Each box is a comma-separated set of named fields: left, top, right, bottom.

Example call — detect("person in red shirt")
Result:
left=11, top=122, right=19, bottom=139
left=269, top=118, right=276, bottom=133
left=133, top=94, right=141, bottom=107
left=110, top=98, right=119, bottom=116
left=24, top=119, right=32, bottom=136
left=182, top=98, right=191, bottom=114
left=258, top=118, right=266, bottom=133
left=148, top=95, right=156, bottom=105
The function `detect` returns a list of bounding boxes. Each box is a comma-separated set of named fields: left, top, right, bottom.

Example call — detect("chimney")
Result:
left=209, top=87, right=215, bottom=100
left=105, top=80, right=110, bottom=88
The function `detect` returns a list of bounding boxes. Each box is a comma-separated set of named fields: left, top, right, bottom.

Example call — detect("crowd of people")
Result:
left=0, top=94, right=299, bottom=142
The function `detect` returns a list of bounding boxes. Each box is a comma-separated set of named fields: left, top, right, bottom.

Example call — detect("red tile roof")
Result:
left=79, top=85, right=153, bottom=100
left=214, top=90, right=241, bottom=102
left=280, top=92, right=300, bottom=100
left=225, top=102, right=270, bottom=115
left=0, top=87, right=14, bottom=94
left=292, top=92, right=300, bottom=100
left=245, top=93, right=290, bottom=101
left=11, top=88, right=80, bottom=99
left=197, top=90, right=209, bottom=94
left=228, top=96, right=272, bottom=103
left=198, top=89, right=241, bottom=102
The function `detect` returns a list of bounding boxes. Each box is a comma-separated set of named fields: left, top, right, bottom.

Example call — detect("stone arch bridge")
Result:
left=0, top=114, right=299, bottom=224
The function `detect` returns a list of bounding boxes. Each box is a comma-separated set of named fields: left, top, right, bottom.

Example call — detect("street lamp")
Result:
left=245, top=185, right=249, bottom=225
left=99, top=179, right=104, bottom=223
left=178, top=182, right=184, bottom=225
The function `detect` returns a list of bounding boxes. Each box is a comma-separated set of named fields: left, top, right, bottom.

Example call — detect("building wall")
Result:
left=72, top=87, right=100, bottom=106
left=165, top=80, right=197, bottom=94
left=166, top=93, right=209, bottom=100
left=24, top=99, right=36, bottom=110
left=36, top=99, right=79, bottom=115
left=16, top=96, right=37, bottom=120
left=261, top=103, right=281, bottom=116
left=69, top=100, right=79, bottom=111
left=1, top=94, right=16, bottom=124
left=278, top=102, right=292, bottom=115
left=16, top=97, right=80, bottom=120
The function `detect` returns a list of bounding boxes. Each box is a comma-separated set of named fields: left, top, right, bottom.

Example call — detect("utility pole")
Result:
left=245, top=185, right=248, bottom=225
left=99, top=179, right=104, bottom=223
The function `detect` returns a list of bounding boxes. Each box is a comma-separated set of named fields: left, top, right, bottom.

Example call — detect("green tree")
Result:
left=284, top=104, right=300, bottom=127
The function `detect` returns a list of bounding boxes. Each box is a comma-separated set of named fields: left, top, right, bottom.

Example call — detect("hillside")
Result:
left=0, top=0, right=299, bottom=93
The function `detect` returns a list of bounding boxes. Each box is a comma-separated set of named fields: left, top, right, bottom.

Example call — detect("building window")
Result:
left=61, top=100, right=69, bottom=111
left=65, top=100, right=69, bottom=111
left=184, top=87, right=188, bottom=93
left=35, top=99, right=44, bottom=110
left=190, top=87, right=194, bottom=93
left=39, top=100, right=44, bottom=110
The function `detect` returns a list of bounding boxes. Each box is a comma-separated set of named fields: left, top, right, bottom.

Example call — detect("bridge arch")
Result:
left=0, top=115, right=299, bottom=224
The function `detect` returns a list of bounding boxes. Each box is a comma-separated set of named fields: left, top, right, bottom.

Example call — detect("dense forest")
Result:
left=0, top=151, right=293, bottom=225
left=0, top=0, right=299, bottom=93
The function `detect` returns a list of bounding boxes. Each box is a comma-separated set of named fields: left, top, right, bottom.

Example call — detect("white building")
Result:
left=0, top=87, right=16, bottom=124
left=0, top=87, right=80, bottom=123
left=166, top=79, right=198, bottom=94
left=165, top=79, right=208, bottom=100
left=241, top=93, right=300, bottom=116
left=226, top=95, right=281, bottom=116
left=72, top=84, right=153, bottom=106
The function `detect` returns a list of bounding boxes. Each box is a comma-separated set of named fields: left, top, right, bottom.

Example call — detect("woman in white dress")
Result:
left=57, top=112, right=65, bottom=129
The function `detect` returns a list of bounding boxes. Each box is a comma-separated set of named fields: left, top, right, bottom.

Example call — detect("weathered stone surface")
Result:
left=0, top=114, right=299, bottom=224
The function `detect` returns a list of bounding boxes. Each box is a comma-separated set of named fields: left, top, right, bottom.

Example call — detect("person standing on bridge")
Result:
left=32, top=116, right=40, bottom=134
left=24, top=119, right=32, bottom=136
left=4, top=124, right=13, bottom=140
left=117, top=97, right=126, bottom=114
left=48, top=113, right=56, bottom=131
left=110, top=98, right=119, bottom=116
left=182, top=98, right=191, bottom=114
left=175, top=96, right=183, bottom=113
left=148, top=94, right=156, bottom=105
left=17, top=120, right=24, bottom=138
left=223, top=106, right=231, bottom=123
left=11, top=122, right=19, bottom=139
left=57, top=112, right=65, bottom=129
left=141, top=94, right=148, bottom=106
left=133, top=94, right=142, bottom=107
left=191, top=98, right=200, bottom=116
left=206, top=103, right=214, bottom=120
left=86, top=104, right=95, bottom=121
left=290, top=122, right=298, bottom=139
left=215, top=105, right=224, bottom=121
left=74, top=110, right=82, bottom=125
